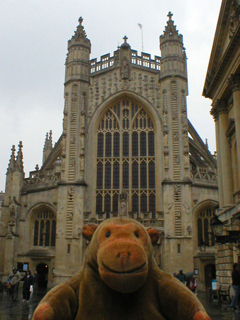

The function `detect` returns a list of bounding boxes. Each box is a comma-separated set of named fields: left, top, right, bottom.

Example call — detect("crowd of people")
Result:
left=5, top=264, right=240, bottom=309
left=174, top=269, right=197, bottom=295
left=6, top=268, right=39, bottom=303
left=174, top=263, right=240, bottom=310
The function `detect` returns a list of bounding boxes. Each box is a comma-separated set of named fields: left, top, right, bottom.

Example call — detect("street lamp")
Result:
left=210, top=215, right=240, bottom=247
left=210, top=215, right=224, bottom=236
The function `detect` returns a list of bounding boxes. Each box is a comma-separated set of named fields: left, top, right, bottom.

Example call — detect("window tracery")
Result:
left=33, top=209, right=56, bottom=247
left=197, top=208, right=215, bottom=246
left=96, top=99, right=155, bottom=214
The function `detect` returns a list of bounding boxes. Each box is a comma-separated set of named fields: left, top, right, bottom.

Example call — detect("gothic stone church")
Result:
left=0, top=13, right=218, bottom=290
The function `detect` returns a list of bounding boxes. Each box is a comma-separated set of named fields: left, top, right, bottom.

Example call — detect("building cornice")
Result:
left=203, top=16, right=240, bottom=98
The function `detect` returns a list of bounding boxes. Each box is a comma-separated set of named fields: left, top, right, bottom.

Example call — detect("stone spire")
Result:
left=15, top=141, right=24, bottom=172
left=49, top=130, right=53, bottom=148
left=72, top=17, right=88, bottom=41
left=43, top=131, right=53, bottom=164
left=162, top=11, right=179, bottom=37
left=7, top=145, right=16, bottom=174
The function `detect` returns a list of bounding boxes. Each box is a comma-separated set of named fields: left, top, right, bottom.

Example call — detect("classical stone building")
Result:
left=203, top=0, right=240, bottom=287
left=0, top=13, right=218, bottom=290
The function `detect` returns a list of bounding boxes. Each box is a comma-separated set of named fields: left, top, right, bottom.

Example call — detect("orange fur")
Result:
left=33, top=218, right=211, bottom=320
left=193, top=310, right=211, bottom=320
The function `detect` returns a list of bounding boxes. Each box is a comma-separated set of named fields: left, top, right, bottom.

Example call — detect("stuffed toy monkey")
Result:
left=33, top=217, right=211, bottom=320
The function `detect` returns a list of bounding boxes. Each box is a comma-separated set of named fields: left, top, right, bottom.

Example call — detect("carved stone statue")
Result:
left=121, top=57, right=130, bottom=80
left=119, top=191, right=128, bottom=217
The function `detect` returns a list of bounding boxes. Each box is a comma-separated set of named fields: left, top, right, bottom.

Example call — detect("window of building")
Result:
left=177, top=244, right=181, bottom=254
left=197, top=208, right=215, bottom=246
left=33, top=209, right=56, bottom=247
left=96, top=100, right=156, bottom=214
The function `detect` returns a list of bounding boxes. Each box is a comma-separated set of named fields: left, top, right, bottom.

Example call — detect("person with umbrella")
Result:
left=176, top=269, right=186, bottom=284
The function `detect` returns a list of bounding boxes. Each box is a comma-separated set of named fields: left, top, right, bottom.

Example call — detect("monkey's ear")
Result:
left=146, top=228, right=160, bottom=244
left=82, top=224, right=98, bottom=241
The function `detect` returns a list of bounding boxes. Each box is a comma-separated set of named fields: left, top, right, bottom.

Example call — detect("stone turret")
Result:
left=160, top=12, right=187, bottom=81
left=65, top=17, right=91, bottom=84
left=54, top=17, right=91, bottom=284
left=61, top=17, right=91, bottom=183
left=159, top=13, right=190, bottom=242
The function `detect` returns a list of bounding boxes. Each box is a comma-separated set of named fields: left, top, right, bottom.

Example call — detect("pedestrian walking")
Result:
left=176, top=269, right=186, bottom=284
left=230, top=263, right=240, bottom=310
left=22, top=270, right=33, bottom=302
left=186, top=277, right=197, bottom=295
left=9, top=268, right=21, bottom=302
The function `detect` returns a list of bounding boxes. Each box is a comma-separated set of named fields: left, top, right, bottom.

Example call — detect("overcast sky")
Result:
left=0, top=0, right=222, bottom=191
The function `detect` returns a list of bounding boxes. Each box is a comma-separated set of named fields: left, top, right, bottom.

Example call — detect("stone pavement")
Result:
left=0, top=289, right=240, bottom=319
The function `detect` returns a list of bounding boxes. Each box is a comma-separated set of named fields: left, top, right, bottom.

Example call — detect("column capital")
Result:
left=210, top=99, right=228, bottom=120
left=227, top=74, right=240, bottom=92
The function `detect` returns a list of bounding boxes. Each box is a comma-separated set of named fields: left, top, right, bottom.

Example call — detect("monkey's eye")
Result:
left=106, top=231, right=111, bottom=238
left=134, top=231, right=139, bottom=238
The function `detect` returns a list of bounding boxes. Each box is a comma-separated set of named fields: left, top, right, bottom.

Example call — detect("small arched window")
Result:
left=33, top=209, right=56, bottom=247
left=197, top=208, right=215, bottom=246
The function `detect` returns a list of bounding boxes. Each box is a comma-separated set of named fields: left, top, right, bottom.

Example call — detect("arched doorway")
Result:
left=36, top=263, right=49, bottom=288
left=205, top=264, right=216, bottom=289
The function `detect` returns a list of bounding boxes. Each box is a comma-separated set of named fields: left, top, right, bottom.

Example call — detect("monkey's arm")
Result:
left=32, top=272, right=82, bottom=320
left=156, top=270, right=211, bottom=320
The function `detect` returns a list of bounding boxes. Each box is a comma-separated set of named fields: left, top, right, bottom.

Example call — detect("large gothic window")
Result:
left=197, top=208, right=215, bottom=246
left=96, top=100, right=155, bottom=215
left=33, top=209, right=56, bottom=247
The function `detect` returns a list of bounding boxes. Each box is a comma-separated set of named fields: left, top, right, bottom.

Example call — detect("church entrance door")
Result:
left=204, top=264, right=216, bottom=289
left=36, top=263, right=48, bottom=288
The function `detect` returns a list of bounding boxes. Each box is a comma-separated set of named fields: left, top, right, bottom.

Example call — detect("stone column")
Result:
left=228, top=74, right=240, bottom=187
left=217, top=100, right=234, bottom=206
left=213, top=109, right=224, bottom=208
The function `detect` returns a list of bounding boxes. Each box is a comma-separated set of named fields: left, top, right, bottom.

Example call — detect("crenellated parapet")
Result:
left=90, top=50, right=160, bottom=75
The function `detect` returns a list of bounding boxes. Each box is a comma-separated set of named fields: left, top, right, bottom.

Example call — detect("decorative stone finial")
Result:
left=16, top=141, right=24, bottom=172
left=18, top=141, right=23, bottom=151
left=7, top=145, right=16, bottom=174
left=78, top=17, right=83, bottom=26
left=167, top=11, right=173, bottom=21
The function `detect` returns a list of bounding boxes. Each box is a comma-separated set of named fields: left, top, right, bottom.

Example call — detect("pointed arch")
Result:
left=94, top=97, right=157, bottom=215
left=193, top=200, right=218, bottom=248
left=29, top=203, right=57, bottom=248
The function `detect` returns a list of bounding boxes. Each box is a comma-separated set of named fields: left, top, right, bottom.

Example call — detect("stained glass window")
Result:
left=132, top=132, right=138, bottom=156
left=197, top=208, right=215, bottom=246
left=96, top=99, right=155, bottom=215
left=33, top=210, right=56, bottom=247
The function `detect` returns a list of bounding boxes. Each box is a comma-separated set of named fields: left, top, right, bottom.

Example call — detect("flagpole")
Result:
left=138, top=23, right=143, bottom=52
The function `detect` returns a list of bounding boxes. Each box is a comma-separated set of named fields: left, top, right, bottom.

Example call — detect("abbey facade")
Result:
left=0, top=13, right=218, bottom=290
